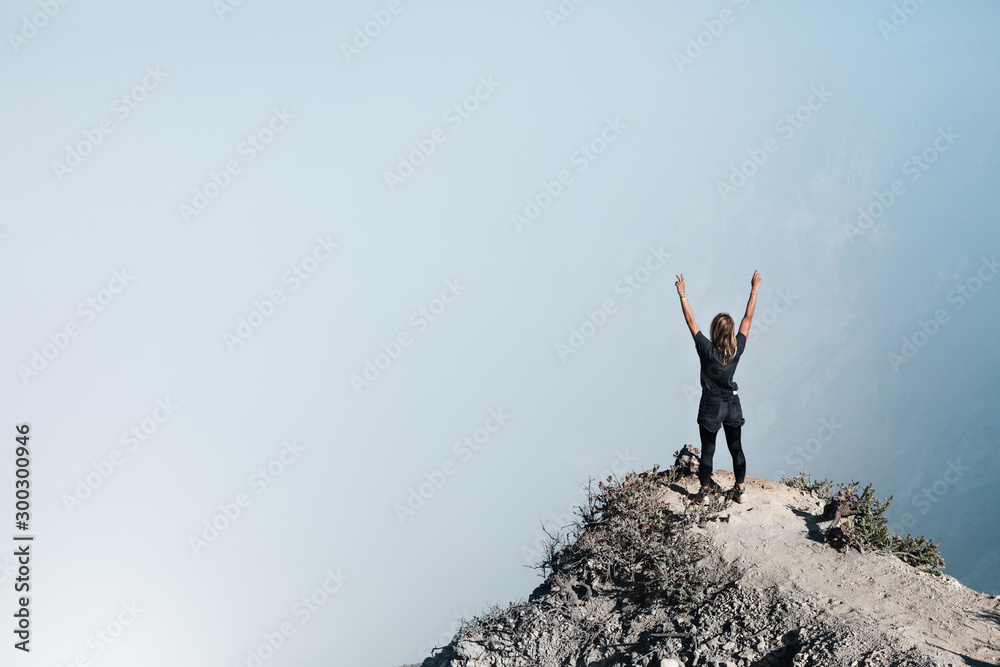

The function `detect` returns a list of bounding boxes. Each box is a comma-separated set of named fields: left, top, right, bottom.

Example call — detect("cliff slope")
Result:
left=406, top=462, right=1000, bottom=667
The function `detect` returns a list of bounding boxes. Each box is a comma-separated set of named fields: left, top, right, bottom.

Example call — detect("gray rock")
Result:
left=454, top=639, right=485, bottom=661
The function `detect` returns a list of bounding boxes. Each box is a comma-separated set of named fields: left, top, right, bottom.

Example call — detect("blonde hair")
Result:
left=710, top=313, right=737, bottom=367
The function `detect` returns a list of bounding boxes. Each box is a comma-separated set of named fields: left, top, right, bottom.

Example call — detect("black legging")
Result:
left=698, top=423, right=746, bottom=487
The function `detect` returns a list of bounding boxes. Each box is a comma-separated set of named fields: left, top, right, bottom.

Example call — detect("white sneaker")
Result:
left=731, top=485, right=748, bottom=504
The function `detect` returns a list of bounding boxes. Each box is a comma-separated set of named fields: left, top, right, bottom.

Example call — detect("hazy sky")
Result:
left=1, top=1, right=999, bottom=666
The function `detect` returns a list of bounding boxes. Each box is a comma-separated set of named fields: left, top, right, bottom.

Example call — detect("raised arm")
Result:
left=738, top=269, right=762, bottom=338
left=675, top=273, right=700, bottom=339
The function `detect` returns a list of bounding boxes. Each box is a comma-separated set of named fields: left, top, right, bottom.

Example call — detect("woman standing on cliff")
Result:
left=675, top=270, right=761, bottom=504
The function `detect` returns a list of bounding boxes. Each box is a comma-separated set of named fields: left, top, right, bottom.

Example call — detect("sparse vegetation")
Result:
left=782, top=472, right=946, bottom=576
left=534, top=463, right=728, bottom=610
left=828, top=480, right=946, bottom=576
left=781, top=471, right=834, bottom=498
left=884, top=533, right=946, bottom=575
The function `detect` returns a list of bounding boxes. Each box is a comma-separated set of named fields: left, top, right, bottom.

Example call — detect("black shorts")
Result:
left=697, top=390, right=745, bottom=432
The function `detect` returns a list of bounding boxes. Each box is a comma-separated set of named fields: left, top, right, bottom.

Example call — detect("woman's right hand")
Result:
left=751, top=269, right=762, bottom=291
left=675, top=273, right=686, bottom=295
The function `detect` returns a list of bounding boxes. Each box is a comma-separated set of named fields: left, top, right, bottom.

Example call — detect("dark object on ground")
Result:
left=822, top=488, right=862, bottom=548
left=672, top=444, right=701, bottom=478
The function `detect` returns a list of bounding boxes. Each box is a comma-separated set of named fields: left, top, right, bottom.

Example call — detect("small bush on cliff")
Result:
left=829, top=480, right=945, bottom=576
left=781, top=471, right=834, bottom=498
left=535, top=464, right=724, bottom=610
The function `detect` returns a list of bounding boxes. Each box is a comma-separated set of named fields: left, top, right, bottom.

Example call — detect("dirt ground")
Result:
left=659, top=470, right=1000, bottom=666
left=407, top=468, right=1000, bottom=667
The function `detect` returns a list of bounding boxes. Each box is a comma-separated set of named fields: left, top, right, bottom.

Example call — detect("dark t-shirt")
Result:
left=695, top=331, right=746, bottom=393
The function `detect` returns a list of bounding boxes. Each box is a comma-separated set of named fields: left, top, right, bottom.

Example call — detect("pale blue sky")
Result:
left=1, top=2, right=999, bottom=665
